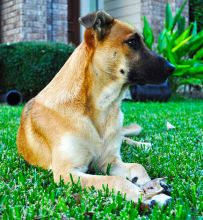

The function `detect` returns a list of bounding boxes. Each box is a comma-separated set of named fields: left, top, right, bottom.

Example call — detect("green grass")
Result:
left=0, top=99, right=203, bottom=219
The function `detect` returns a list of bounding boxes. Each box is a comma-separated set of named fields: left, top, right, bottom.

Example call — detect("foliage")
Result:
left=0, top=100, right=203, bottom=219
left=0, top=42, right=75, bottom=101
left=143, top=0, right=203, bottom=91
left=143, top=17, right=154, bottom=50
left=189, top=0, right=203, bottom=31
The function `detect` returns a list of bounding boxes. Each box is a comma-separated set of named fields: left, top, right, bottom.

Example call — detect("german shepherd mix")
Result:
left=17, top=11, right=175, bottom=207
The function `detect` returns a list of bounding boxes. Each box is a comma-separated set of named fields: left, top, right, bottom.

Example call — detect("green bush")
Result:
left=143, top=0, right=203, bottom=91
left=190, top=0, right=203, bottom=31
left=0, top=41, right=75, bottom=101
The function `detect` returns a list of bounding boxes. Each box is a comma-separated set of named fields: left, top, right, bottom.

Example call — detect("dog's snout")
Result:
left=165, top=61, right=175, bottom=75
left=156, top=55, right=175, bottom=75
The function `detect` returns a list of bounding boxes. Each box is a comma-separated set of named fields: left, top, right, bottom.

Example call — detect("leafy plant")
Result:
left=143, top=0, right=203, bottom=91
left=143, top=17, right=154, bottom=49
left=0, top=42, right=74, bottom=101
left=190, top=0, right=203, bottom=31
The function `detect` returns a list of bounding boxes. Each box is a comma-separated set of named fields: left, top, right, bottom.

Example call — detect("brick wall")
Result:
left=47, top=0, right=68, bottom=42
left=22, top=0, right=47, bottom=41
left=0, top=0, right=189, bottom=44
left=141, top=0, right=189, bottom=42
left=0, top=0, right=68, bottom=43
left=0, top=0, right=23, bottom=42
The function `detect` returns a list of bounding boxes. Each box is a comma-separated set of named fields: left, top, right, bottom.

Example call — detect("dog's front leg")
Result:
left=108, top=159, right=172, bottom=206
left=109, top=159, right=151, bottom=185
left=81, top=174, right=140, bottom=200
left=53, top=167, right=145, bottom=204
left=51, top=146, right=145, bottom=204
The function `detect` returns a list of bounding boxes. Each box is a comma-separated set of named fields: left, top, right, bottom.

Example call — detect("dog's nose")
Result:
left=165, top=61, right=175, bottom=75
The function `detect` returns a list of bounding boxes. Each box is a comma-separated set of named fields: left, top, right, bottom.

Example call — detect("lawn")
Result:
left=0, top=98, right=202, bottom=219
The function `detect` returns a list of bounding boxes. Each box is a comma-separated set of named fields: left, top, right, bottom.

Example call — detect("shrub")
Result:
left=190, top=0, right=203, bottom=31
left=143, top=0, right=203, bottom=91
left=0, top=41, right=75, bottom=101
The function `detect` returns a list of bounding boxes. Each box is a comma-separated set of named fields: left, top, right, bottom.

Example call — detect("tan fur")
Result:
left=17, top=16, right=169, bottom=205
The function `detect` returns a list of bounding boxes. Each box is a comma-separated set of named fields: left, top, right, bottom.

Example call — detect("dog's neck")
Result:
left=38, top=41, right=127, bottom=114
left=86, top=51, right=128, bottom=138
left=89, top=82, right=127, bottom=138
left=38, top=43, right=90, bottom=107
left=89, top=55, right=127, bottom=111
left=92, top=80, right=127, bottom=110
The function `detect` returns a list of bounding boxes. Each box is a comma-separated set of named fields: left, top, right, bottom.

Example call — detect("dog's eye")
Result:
left=126, top=38, right=139, bottom=50
left=125, top=33, right=142, bottom=50
left=127, top=39, right=136, bottom=47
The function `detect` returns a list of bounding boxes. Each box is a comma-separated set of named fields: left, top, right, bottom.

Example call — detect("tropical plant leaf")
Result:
left=177, top=16, right=186, bottom=36
left=143, top=16, right=154, bottom=49
left=193, top=48, right=203, bottom=60
left=188, top=65, right=203, bottom=74
left=187, top=29, right=203, bottom=49
left=172, top=30, right=180, bottom=43
left=177, top=35, right=203, bottom=58
left=165, top=3, right=173, bottom=30
left=142, top=1, right=203, bottom=89
left=171, top=0, right=187, bottom=31
left=189, top=38, right=203, bottom=54
left=174, top=24, right=192, bottom=46
left=192, top=21, right=197, bottom=36
left=157, top=29, right=167, bottom=53
left=172, top=35, right=192, bottom=53
left=189, top=29, right=203, bottom=42
left=177, top=36, right=203, bottom=58
left=191, top=74, right=203, bottom=79
left=176, top=64, right=191, bottom=70
left=165, top=34, right=177, bottom=64
left=179, top=78, right=202, bottom=85
left=180, top=59, right=203, bottom=66
left=173, top=71, right=186, bottom=77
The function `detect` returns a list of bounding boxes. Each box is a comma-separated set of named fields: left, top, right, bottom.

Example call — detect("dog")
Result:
left=17, top=11, right=175, bottom=207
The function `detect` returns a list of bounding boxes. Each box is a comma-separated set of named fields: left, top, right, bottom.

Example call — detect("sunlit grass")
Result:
left=0, top=99, right=202, bottom=219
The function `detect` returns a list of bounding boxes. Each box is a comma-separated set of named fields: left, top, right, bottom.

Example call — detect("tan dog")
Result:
left=17, top=11, right=175, bottom=207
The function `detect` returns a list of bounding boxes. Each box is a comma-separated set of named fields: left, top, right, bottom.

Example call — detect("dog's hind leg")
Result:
left=122, top=123, right=142, bottom=136
left=122, top=124, right=152, bottom=149
left=123, top=137, right=152, bottom=149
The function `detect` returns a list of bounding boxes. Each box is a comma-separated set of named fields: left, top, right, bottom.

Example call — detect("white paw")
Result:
left=136, top=141, right=152, bottom=150
left=123, top=137, right=152, bottom=150
left=144, top=193, right=172, bottom=208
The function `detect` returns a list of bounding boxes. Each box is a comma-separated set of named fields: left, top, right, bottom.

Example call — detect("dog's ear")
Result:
left=79, top=10, right=114, bottom=40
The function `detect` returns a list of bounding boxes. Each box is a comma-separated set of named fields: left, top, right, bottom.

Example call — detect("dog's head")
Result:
left=79, top=11, right=175, bottom=86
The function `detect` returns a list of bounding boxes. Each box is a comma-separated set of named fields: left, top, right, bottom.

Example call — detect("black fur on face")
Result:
left=125, top=33, right=175, bottom=85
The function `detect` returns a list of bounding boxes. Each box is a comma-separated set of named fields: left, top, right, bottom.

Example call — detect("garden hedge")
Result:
left=190, top=0, right=203, bottom=31
left=0, top=41, right=75, bottom=101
